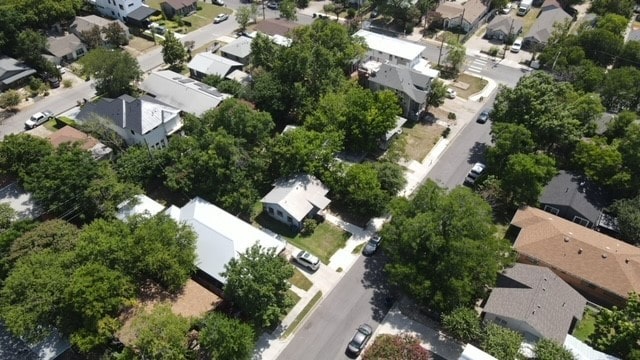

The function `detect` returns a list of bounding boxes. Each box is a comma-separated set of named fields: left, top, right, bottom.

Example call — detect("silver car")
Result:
left=25, top=110, right=53, bottom=129
left=464, top=162, right=486, bottom=186
left=294, top=250, right=320, bottom=271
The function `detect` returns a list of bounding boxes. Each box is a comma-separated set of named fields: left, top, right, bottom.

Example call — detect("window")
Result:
left=130, top=130, right=135, bottom=135
left=276, top=210, right=283, bottom=217
left=268, top=207, right=274, bottom=214
left=119, top=4, right=124, bottom=9
left=287, top=216, right=293, bottom=223
left=75, top=48, right=85, bottom=57
left=573, top=216, right=590, bottom=227
left=128, top=3, right=134, bottom=6
left=543, top=205, right=559, bottom=215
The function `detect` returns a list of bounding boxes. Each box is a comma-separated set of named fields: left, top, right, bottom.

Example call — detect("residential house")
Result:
left=90, top=0, right=144, bottom=22
left=166, top=197, right=286, bottom=286
left=564, top=335, right=621, bottom=360
left=140, top=70, right=231, bottom=116
left=538, top=170, right=617, bottom=234
left=459, top=344, right=498, bottom=360
left=482, top=263, right=586, bottom=342
left=160, top=0, right=197, bottom=19
left=354, top=29, right=426, bottom=68
left=510, top=206, right=640, bottom=307
left=70, top=15, right=130, bottom=44
left=187, top=53, right=243, bottom=80
left=46, top=125, right=113, bottom=160
left=261, top=174, right=331, bottom=231
left=485, top=15, right=523, bottom=41
left=380, top=116, right=408, bottom=150
left=220, top=36, right=253, bottom=65
left=124, top=5, right=160, bottom=28
left=523, top=0, right=572, bottom=49
left=225, top=69, right=252, bottom=85
left=254, top=18, right=301, bottom=37
left=0, top=56, right=36, bottom=91
left=76, top=94, right=182, bottom=149
left=116, top=194, right=165, bottom=221
left=0, top=323, right=71, bottom=360
left=45, top=33, right=87, bottom=64
left=434, top=0, right=489, bottom=33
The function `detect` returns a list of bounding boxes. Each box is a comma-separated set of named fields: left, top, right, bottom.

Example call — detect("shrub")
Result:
left=29, top=77, right=43, bottom=92
left=447, top=112, right=456, bottom=120
left=0, top=90, right=22, bottom=110
left=196, top=5, right=202, bottom=10
left=442, top=308, right=483, bottom=343
left=362, top=334, right=432, bottom=360
left=488, top=46, right=499, bottom=57
left=442, top=127, right=451, bottom=138
left=296, top=0, right=309, bottom=8
left=347, top=8, right=356, bottom=18
left=301, top=218, right=318, bottom=236
left=62, top=79, right=73, bottom=88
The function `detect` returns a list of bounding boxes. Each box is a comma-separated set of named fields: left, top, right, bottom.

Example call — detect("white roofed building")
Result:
left=187, top=53, right=243, bottom=80
left=116, top=194, right=165, bottom=221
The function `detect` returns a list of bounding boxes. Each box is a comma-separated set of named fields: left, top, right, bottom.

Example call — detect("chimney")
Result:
left=578, top=248, right=583, bottom=254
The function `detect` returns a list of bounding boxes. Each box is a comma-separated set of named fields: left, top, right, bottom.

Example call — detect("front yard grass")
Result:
left=522, top=9, right=542, bottom=36
left=289, top=268, right=312, bottom=291
left=127, top=36, right=157, bottom=53
left=455, top=73, right=488, bottom=99
left=401, top=122, right=445, bottom=161
left=145, top=0, right=231, bottom=32
left=254, top=211, right=350, bottom=264
left=573, top=307, right=597, bottom=341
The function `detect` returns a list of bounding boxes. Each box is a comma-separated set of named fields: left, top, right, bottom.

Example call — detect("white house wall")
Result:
left=94, top=0, right=143, bottom=20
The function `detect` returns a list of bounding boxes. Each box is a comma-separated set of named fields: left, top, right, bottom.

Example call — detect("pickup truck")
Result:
left=24, top=110, right=54, bottom=129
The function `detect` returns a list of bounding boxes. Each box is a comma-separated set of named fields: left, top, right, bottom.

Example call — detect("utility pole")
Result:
left=437, top=33, right=445, bottom=67
left=457, top=7, right=466, bottom=41
left=551, top=50, right=562, bottom=72
left=263, top=0, right=266, bottom=20
left=502, top=18, right=514, bottom=59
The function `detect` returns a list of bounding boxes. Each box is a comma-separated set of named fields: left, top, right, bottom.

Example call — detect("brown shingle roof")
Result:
left=511, top=207, right=640, bottom=301
left=254, top=19, right=300, bottom=37
left=435, top=0, right=488, bottom=22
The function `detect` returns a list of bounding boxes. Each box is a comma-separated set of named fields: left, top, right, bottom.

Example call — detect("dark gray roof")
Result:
left=0, top=56, right=36, bottom=86
left=487, top=15, right=523, bottom=34
left=77, top=94, right=179, bottom=135
left=539, top=170, right=610, bottom=224
left=525, top=0, right=571, bottom=43
left=369, top=63, right=431, bottom=103
left=483, top=264, right=586, bottom=342
left=126, top=5, right=160, bottom=21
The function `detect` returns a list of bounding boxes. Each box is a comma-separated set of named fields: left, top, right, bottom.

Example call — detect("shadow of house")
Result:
left=482, top=263, right=586, bottom=343
left=0, top=56, right=36, bottom=91
left=161, top=0, right=197, bottom=19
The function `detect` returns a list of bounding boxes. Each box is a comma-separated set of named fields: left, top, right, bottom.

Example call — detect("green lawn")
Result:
left=573, top=308, right=597, bottom=341
left=522, top=8, right=542, bottom=36
left=289, top=268, right=313, bottom=291
left=145, top=0, right=231, bottom=32
left=455, top=73, right=488, bottom=99
left=254, top=211, right=350, bottom=264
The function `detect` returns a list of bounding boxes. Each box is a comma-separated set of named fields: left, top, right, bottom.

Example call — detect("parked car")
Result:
left=25, top=110, right=54, bottom=129
left=47, top=77, right=60, bottom=88
left=267, top=1, right=279, bottom=9
left=346, top=324, right=373, bottom=356
left=294, top=250, right=320, bottom=271
left=446, top=88, right=457, bottom=99
left=362, top=235, right=382, bottom=256
left=477, top=110, right=490, bottom=124
left=464, top=162, right=486, bottom=186
left=501, top=3, right=512, bottom=13
left=511, top=38, right=523, bottom=53
left=214, top=13, right=229, bottom=23
left=213, top=0, right=225, bottom=5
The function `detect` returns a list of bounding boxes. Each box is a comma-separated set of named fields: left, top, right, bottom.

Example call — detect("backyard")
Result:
left=573, top=307, right=597, bottom=341
left=145, top=0, right=232, bottom=32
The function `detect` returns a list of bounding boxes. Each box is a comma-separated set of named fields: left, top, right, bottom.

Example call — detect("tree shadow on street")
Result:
left=467, top=141, right=489, bottom=165
left=361, top=252, right=393, bottom=322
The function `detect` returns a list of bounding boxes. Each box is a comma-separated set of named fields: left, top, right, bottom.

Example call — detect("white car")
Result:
left=446, top=88, right=457, bottom=99
left=25, top=110, right=54, bottom=129
left=511, top=38, right=523, bottom=53
left=502, top=3, right=512, bottom=13
left=294, top=250, right=320, bottom=271
left=213, top=13, right=229, bottom=23
left=464, top=162, right=486, bottom=186
left=213, top=0, right=224, bottom=5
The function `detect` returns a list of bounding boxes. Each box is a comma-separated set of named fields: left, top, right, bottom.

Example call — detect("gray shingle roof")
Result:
left=220, top=36, right=253, bottom=60
left=525, top=0, right=571, bottom=43
left=483, top=263, right=586, bottom=342
left=187, top=53, right=243, bottom=77
left=70, top=15, right=127, bottom=34
left=46, top=33, right=85, bottom=58
left=487, top=15, right=523, bottom=35
left=0, top=56, right=36, bottom=86
left=261, top=174, right=330, bottom=222
left=368, top=63, right=431, bottom=103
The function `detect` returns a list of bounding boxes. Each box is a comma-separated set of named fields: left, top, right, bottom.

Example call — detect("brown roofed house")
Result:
left=254, top=19, right=301, bottom=37
left=47, top=126, right=113, bottom=160
left=434, top=0, right=489, bottom=33
left=510, top=206, right=640, bottom=307
left=160, top=0, right=197, bottom=19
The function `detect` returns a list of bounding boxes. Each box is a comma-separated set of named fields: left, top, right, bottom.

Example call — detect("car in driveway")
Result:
left=464, top=162, right=486, bottom=186
left=25, top=110, right=54, bottom=129
left=362, top=235, right=382, bottom=256
left=294, top=250, right=320, bottom=271
left=267, top=1, right=279, bottom=9
left=511, top=37, right=523, bottom=53
left=213, top=13, right=229, bottom=23
left=477, top=110, right=490, bottom=124
left=346, top=324, right=373, bottom=357
left=446, top=88, right=457, bottom=99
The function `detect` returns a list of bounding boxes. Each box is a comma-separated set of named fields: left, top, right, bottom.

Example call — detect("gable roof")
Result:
left=435, top=0, right=487, bottom=22
left=46, top=33, right=85, bottom=58
left=70, top=15, right=128, bottom=34
left=261, top=174, right=331, bottom=222
left=0, top=56, right=36, bottom=87
left=368, top=63, right=431, bottom=103
left=539, top=170, right=610, bottom=224
left=166, top=197, right=286, bottom=284
left=511, top=206, right=640, bottom=301
left=525, top=0, right=571, bottom=43
left=462, top=0, right=489, bottom=22
left=76, top=94, right=180, bottom=135
left=487, top=15, right=523, bottom=34
left=187, top=52, right=243, bottom=77
left=126, top=5, right=160, bottom=22
left=116, top=194, right=165, bottom=221
left=140, top=70, right=231, bottom=116
left=46, top=126, right=112, bottom=160
left=354, top=29, right=425, bottom=62
left=483, top=263, right=586, bottom=342
left=220, top=36, right=253, bottom=59
left=254, top=19, right=300, bottom=37
left=161, top=0, right=196, bottom=10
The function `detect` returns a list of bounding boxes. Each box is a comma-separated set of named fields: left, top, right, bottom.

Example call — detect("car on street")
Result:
left=477, top=110, right=490, bottom=124
left=213, top=13, right=229, bottom=23
left=362, top=235, right=382, bottom=256
left=446, top=88, right=457, bottom=99
left=294, top=250, right=320, bottom=271
left=25, top=110, right=54, bottom=129
left=464, top=162, right=486, bottom=186
left=346, top=324, right=373, bottom=356
left=511, top=38, right=523, bottom=53
left=267, top=1, right=279, bottom=9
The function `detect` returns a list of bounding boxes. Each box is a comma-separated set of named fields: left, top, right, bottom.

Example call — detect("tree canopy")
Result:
left=80, top=48, right=142, bottom=97
left=198, top=312, right=255, bottom=360
left=382, top=181, right=513, bottom=313
left=610, top=195, right=640, bottom=245
left=589, top=292, right=640, bottom=358
left=162, top=31, right=188, bottom=70
left=130, top=305, right=193, bottom=359
left=534, top=338, right=576, bottom=360
left=481, top=323, right=524, bottom=360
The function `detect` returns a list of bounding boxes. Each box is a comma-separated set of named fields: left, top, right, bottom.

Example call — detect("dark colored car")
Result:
left=477, top=110, right=490, bottom=124
left=362, top=235, right=382, bottom=256
left=346, top=324, right=373, bottom=356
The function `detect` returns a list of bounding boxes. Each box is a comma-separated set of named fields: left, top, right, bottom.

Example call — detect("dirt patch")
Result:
left=402, top=121, right=445, bottom=162
left=454, top=74, right=488, bottom=99
left=125, top=36, right=157, bottom=56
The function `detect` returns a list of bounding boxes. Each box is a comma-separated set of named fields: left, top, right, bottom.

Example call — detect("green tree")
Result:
left=162, top=31, right=188, bottom=69
left=115, top=145, right=166, bottom=187
left=500, top=153, right=557, bottom=206
left=573, top=138, right=629, bottom=190
left=617, top=40, right=640, bottom=68
left=199, top=312, right=255, bottom=360
left=589, top=293, right=640, bottom=358
left=103, top=22, right=129, bottom=47
left=570, top=60, right=606, bottom=93
left=81, top=25, right=104, bottom=49
left=383, top=181, right=513, bottom=313
left=221, top=244, right=294, bottom=329
left=446, top=38, right=466, bottom=73
left=279, top=0, right=297, bottom=20
left=7, top=219, right=79, bottom=264
left=534, top=338, right=576, bottom=360
left=330, top=163, right=390, bottom=218
left=249, top=33, right=280, bottom=71
left=372, top=161, right=407, bottom=196
left=0, top=89, right=22, bottom=110
left=0, top=220, right=37, bottom=280
left=362, top=334, right=432, bottom=360
left=0, top=134, right=53, bottom=177
left=15, top=30, right=48, bottom=67
left=81, top=48, right=142, bottom=97
left=605, top=111, right=637, bottom=141
left=85, top=162, right=141, bottom=216
left=611, top=195, right=640, bottom=245
left=578, top=28, right=623, bottom=67
left=600, top=67, right=640, bottom=112
left=482, top=323, right=524, bottom=360
left=486, top=123, right=535, bottom=177
left=0, top=203, right=15, bottom=231
left=442, top=308, right=483, bottom=344
left=589, top=0, right=634, bottom=16
left=235, top=6, right=253, bottom=31
left=130, top=305, right=192, bottom=359
left=426, top=79, right=447, bottom=109
left=596, top=13, right=629, bottom=36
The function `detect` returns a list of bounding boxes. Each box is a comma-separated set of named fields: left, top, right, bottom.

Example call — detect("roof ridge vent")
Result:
left=564, top=237, right=570, bottom=242
left=602, top=253, right=608, bottom=259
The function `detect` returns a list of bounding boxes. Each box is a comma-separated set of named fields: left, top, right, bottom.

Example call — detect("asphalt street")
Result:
left=278, top=254, right=391, bottom=360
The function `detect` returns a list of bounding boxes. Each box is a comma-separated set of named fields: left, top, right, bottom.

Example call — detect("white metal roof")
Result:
left=458, top=344, right=497, bottom=360
left=261, top=174, right=330, bottom=222
left=354, top=29, right=426, bottom=62
left=116, top=194, right=165, bottom=221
